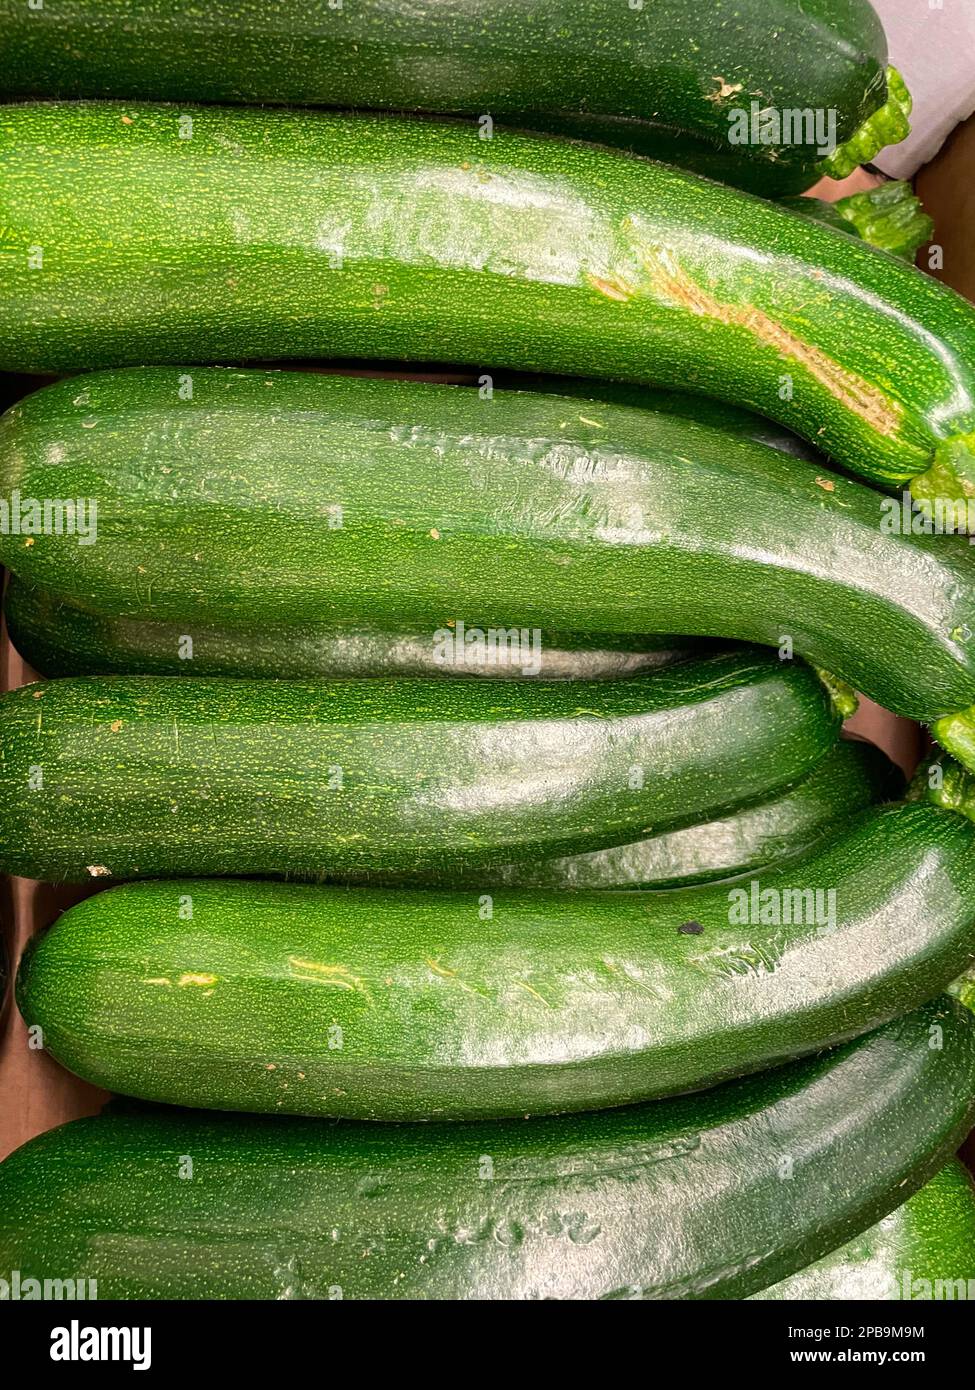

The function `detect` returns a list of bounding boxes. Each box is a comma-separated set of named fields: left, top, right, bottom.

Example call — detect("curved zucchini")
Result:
left=6, top=369, right=975, bottom=736
left=782, top=180, right=934, bottom=263
left=0, top=651, right=842, bottom=883
left=373, top=738, right=902, bottom=890
left=514, top=375, right=818, bottom=459
left=754, top=1162, right=975, bottom=1301
left=2, top=999, right=974, bottom=1299
left=0, top=1, right=904, bottom=197
left=3, top=578, right=695, bottom=683
left=1, top=102, right=970, bottom=494
left=17, top=803, right=975, bottom=1119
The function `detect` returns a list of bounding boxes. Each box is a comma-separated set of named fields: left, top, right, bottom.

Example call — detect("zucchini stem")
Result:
left=910, top=432, right=975, bottom=515
left=817, top=68, right=912, bottom=181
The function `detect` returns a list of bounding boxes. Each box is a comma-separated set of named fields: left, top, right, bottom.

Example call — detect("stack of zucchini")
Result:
left=0, top=0, right=974, bottom=1302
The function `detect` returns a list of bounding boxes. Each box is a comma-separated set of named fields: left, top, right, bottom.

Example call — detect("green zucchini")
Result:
left=949, top=969, right=975, bottom=1014
left=513, top=376, right=818, bottom=459
left=2, top=102, right=970, bottom=496
left=781, top=180, right=934, bottom=263
left=375, top=737, right=902, bottom=891
left=754, top=1162, right=975, bottom=1301
left=0, top=651, right=843, bottom=883
left=2, top=578, right=697, bottom=682
left=0, top=1, right=907, bottom=197
left=17, top=803, right=975, bottom=1119
left=2, top=999, right=973, bottom=1299
left=8, top=369, right=975, bottom=743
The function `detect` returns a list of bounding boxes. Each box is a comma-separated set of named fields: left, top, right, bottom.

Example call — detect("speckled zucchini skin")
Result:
left=2, top=999, right=974, bottom=1299
left=0, top=0, right=894, bottom=196
left=0, top=102, right=968, bottom=493
left=371, top=738, right=902, bottom=890
left=754, top=1162, right=975, bottom=1300
left=519, top=375, right=819, bottom=457
left=3, top=369, right=975, bottom=725
left=0, top=651, right=841, bottom=883
left=3, top=577, right=697, bottom=682
left=17, top=804, right=975, bottom=1119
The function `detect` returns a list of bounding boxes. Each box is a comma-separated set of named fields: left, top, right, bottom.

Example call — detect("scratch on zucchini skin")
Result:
left=690, top=938, right=786, bottom=980
left=287, top=957, right=372, bottom=1002
left=635, top=242, right=903, bottom=440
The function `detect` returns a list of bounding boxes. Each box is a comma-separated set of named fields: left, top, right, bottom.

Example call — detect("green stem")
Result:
left=817, top=67, right=912, bottom=180
left=930, top=714, right=975, bottom=781
left=783, top=180, right=932, bottom=262
left=909, top=432, right=975, bottom=515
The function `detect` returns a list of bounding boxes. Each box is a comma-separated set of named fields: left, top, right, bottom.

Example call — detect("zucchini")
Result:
left=17, top=803, right=975, bottom=1119
left=7, top=368, right=975, bottom=740
left=513, top=376, right=818, bottom=459
left=0, top=650, right=843, bottom=883
left=950, top=969, right=975, bottom=1015
left=2, top=998, right=973, bottom=1300
left=754, top=1162, right=975, bottom=1301
left=2, top=102, right=970, bottom=496
left=378, top=737, right=902, bottom=891
left=781, top=180, right=934, bottom=263
left=3, top=578, right=697, bottom=683
left=0, top=1, right=906, bottom=197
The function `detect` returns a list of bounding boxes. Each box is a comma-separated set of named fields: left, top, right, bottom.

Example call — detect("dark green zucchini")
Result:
left=754, top=1162, right=975, bottom=1301
left=0, top=651, right=843, bottom=883
left=2, top=577, right=697, bottom=682
left=2, top=102, right=970, bottom=496
left=781, top=180, right=934, bottom=263
left=7, top=369, right=975, bottom=742
left=0, top=1, right=907, bottom=196
left=17, top=803, right=975, bottom=1119
left=2, top=999, right=974, bottom=1299
left=374, top=737, right=902, bottom=890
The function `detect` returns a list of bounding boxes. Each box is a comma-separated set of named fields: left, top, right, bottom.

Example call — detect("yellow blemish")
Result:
left=143, top=977, right=172, bottom=987
left=706, top=77, right=743, bottom=102
left=23, top=537, right=34, bottom=547
left=424, top=958, right=483, bottom=997
left=429, top=527, right=441, bottom=539
left=86, top=865, right=112, bottom=877
left=635, top=243, right=903, bottom=439
left=815, top=477, right=836, bottom=492
left=110, top=720, right=123, bottom=732
left=587, top=272, right=636, bottom=303
left=120, top=114, right=133, bottom=124
left=577, top=416, right=604, bottom=428
left=513, top=980, right=552, bottom=1007
left=287, top=957, right=372, bottom=1001
left=178, top=972, right=218, bottom=987
left=425, top=958, right=457, bottom=980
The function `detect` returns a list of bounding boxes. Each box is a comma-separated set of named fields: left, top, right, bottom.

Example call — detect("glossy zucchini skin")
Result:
left=3, top=578, right=697, bottom=682
left=754, top=1162, right=975, bottom=1300
left=17, top=804, right=975, bottom=1120
left=1, top=103, right=969, bottom=495
left=518, top=375, right=818, bottom=458
left=4, top=369, right=975, bottom=728
left=0, top=0, right=899, bottom=196
left=0, top=652, right=842, bottom=883
left=377, top=738, right=902, bottom=891
left=2, top=999, right=974, bottom=1299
